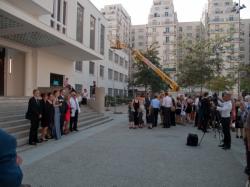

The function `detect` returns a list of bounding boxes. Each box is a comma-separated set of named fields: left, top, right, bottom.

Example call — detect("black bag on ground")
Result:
left=186, top=133, right=198, bottom=146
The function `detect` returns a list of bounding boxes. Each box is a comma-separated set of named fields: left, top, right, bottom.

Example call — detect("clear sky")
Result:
left=90, top=0, right=250, bottom=25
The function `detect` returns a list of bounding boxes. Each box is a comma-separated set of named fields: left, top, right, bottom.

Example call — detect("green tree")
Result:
left=133, top=44, right=167, bottom=93
left=207, top=75, right=234, bottom=92
left=177, top=38, right=224, bottom=91
left=240, top=64, right=250, bottom=93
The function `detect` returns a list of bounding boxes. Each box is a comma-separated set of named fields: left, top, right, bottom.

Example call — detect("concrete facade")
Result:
left=147, top=0, right=178, bottom=77
left=0, top=0, right=129, bottom=97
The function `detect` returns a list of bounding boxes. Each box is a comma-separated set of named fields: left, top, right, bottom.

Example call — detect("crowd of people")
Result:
left=26, top=88, right=83, bottom=145
left=128, top=91, right=250, bottom=179
left=128, top=92, right=200, bottom=130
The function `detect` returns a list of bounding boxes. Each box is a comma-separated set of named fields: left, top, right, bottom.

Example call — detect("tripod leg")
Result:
left=199, top=132, right=206, bottom=146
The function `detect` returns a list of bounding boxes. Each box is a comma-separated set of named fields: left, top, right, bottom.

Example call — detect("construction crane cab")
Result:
left=110, top=40, right=180, bottom=92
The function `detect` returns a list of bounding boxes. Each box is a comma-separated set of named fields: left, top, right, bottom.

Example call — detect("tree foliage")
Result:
left=133, top=44, right=167, bottom=93
left=207, top=75, right=235, bottom=92
left=177, top=38, right=225, bottom=90
left=240, top=64, right=250, bottom=92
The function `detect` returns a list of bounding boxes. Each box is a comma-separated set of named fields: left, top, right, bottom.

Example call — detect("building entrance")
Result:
left=0, top=48, right=5, bottom=96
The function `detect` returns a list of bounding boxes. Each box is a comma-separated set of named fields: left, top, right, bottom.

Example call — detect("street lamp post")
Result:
left=232, top=0, right=246, bottom=96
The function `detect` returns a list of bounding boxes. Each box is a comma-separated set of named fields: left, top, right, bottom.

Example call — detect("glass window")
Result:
left=119, top=73, right=124, bottom=82
left=89, top=61, right=95, bottom=75
left=119, top=57, right=124, bottom=66
left=114, top=71, right=119, bottom=81
left=100, top=65, right=104, bottom=77
left=75, top=84, right=82, bottom=93
left=75, top=61, right=82, bottom=72
left=76, top=3, right=84, bottom=43
left=165, top=27, right=169, bottom=33
left=57, top=0, right=61, bottom=22
left=62, top=1, right=67, bottom=25
left=114, top=54, right=119, bottom=63
left=100, top=24, right=105, bottom=55
left=125, top=60, right=128, bottom=69
left=108, top=69, right=113, bottom=80
left=114, top=89, right=119, bottom=96
left=124, top=75, right=128, bottom=82
left=109, top=49, right=113, bottom=61
left=90, top=15, right=96, bottom=50
left=165, top=36, right=169, bottom=43
left=108, top=88, right=113, bottom=96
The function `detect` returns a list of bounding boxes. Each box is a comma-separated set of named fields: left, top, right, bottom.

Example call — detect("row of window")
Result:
left=108, top=69, right=128, bottom=83
left=214, top=2, right=231, bottom=6
left=108, top=88, right=128, bottom=97
left=51, top=1, right=105, bottom=55
left=75, top=61, right=128, bottom=82
left=108, top=50, right=129, bottom=69
left=51, top=0, right=67, bottom=34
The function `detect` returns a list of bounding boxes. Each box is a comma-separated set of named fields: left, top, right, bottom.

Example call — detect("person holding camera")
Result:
left=217, top=92, right=232, bottom=150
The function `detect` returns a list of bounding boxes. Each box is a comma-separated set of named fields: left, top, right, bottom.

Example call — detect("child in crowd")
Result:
left=128, top=102, right=135, bottom=129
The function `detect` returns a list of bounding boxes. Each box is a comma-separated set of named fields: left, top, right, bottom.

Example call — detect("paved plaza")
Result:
left=21, top=114, right=247, bottom=187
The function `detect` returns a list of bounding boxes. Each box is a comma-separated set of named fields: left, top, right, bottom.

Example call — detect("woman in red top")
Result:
left=64, top=95, right=71, bottom=134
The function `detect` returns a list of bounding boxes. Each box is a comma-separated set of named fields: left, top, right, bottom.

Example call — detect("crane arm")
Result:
left=110, top=39, right=180, bottom=91
left=132, top=49, right=180, bottom=92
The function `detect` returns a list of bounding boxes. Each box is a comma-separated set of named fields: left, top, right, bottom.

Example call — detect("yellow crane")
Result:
left=110, top=40, right=180, bottom=92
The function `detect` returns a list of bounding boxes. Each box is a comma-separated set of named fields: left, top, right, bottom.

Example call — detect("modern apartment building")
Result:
left=100, top=4, right=131, bottom=96
left=147, top=0, right=178, bottom=76
left=101, top=4, right=131, bottom=46
left=177, top=22, right=204, bottom=62
left=0, top=0, right=128, bottom=97
left=207, top=0, right=240, bottom=75
left=131, top=25, right=147, bottom=51
left=241, top=19, right=250, bottom=65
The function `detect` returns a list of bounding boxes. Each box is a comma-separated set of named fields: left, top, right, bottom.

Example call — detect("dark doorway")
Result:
left=0, top=48, right=5, bottom=96
left=50, top=73, right=63, bottom=87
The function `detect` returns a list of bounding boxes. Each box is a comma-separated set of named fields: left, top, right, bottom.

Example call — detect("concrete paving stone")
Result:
left=21, top=114, right=247, bottom=187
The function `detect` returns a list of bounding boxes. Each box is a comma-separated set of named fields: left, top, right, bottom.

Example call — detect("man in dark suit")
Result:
left=200, top=92, right=211, bottom=133
left=58, top=89, right=67, bottom=135
left=0, top=129, right=23, bottom=187
left=27, top=89, right=42, bottom=145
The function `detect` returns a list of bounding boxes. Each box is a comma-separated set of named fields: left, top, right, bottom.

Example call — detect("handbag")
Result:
left=171, top=106, right=176, bottom=112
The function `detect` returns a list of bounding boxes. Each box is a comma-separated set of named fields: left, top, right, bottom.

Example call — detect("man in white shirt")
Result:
left=217, top=92, right=232, bottom=150
left=162, top=92, right=173, bottom=128
left=70, top=90, right=81, bottom=132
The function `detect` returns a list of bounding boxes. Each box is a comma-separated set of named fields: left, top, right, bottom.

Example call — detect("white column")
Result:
left=24, top=52, right=33, bottom=96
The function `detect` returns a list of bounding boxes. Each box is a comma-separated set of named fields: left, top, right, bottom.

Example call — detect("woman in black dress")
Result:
left=46, top=92, right=55, bottom=139
left=40, top=93, right=49, bottom=142
left=133, top=95, right=140, bottom=129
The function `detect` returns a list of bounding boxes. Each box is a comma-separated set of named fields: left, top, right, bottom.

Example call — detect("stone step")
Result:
left=0, top=111, right=100, bottom=131
left=0, top=119, right=29, bottom=128
left=0, top=114, right=24, bottom=122
left=16, top=115, right=112, bottom=147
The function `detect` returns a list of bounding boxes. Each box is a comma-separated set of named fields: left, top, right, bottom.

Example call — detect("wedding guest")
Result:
left=128, top=101, right=135, bottom=129
left=64, top=95, right=71, bottom=134
left=132, top=95, right=140, bottom=128
left=46, top=92, right=54, bottom=139
left=70, top=90, right=81, bottom=131
left=58, top=89, right=67, bottom=135
left=150, top=94, right=160, bottom=128
left=27, top=89, right=42, bottom=145
left=40, top=93, right=49, bottom=142
left=81, top=88, right=89, bottom=105
left=53, top=90, right=62, bottom=140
